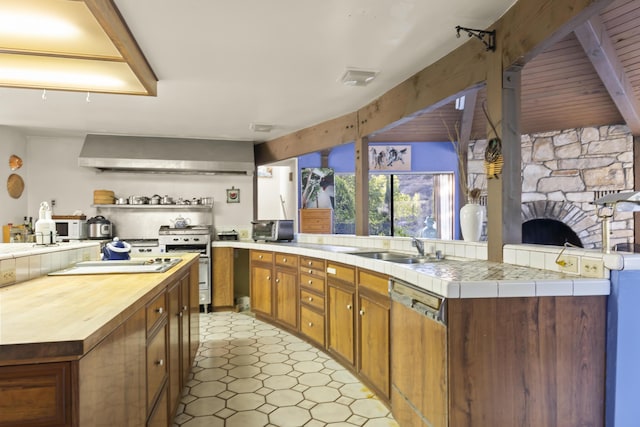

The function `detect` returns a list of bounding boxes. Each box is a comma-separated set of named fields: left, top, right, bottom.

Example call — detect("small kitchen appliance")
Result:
left=87, top=215, right=113, bottom=239
left=53, top=216, right=87, bottom=241
left=251, top=219, right=294, bottom=242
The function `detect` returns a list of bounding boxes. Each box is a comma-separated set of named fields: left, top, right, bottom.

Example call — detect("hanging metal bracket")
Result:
left=455, top=26, right=496, bottom=51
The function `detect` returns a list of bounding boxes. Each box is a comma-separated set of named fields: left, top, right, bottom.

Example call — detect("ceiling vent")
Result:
left=340, top=68, right=378, bottom=86
left=250, top=123, right=273, bottom=132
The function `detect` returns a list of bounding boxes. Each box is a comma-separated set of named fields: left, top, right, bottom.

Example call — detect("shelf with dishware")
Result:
left=91, top=203, right=213, bottom=209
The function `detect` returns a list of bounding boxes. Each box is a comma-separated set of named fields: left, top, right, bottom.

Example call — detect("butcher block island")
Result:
left=0, top=253, right=200, bottom=427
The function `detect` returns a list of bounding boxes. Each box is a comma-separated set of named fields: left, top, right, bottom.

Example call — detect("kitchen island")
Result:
left=0, top=252, right=200, bottom=427
left=213, top=235, right=612, bottom=427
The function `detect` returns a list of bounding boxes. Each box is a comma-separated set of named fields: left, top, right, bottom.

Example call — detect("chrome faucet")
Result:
left=411, top=237, right=425, bottom=256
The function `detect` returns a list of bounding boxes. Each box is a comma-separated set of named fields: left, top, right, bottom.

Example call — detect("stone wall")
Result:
left=468, top=125, right=634, bottom=249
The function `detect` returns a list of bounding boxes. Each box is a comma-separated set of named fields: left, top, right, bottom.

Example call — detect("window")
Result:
left=333, top=172, right=455, bottom=238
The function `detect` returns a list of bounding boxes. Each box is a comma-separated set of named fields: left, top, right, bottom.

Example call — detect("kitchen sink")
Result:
left=349, top=251, right=442, bottom=264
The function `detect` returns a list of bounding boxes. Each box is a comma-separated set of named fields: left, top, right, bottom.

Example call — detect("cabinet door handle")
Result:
left=155, top=307, right=164, bottom=314
left=359, top=309, right=365, bottom=316
left=283, top=257, right=287, bottom=262
left=156, top=359, right=164, bottom=367
left=308, top=261, right=312, bottom=266
left=275, top=278, right=280, bottom=283
left=266, top=275, right=271, bottom=280
left=308, top=322, right=313, bottom=327
left=178, top=312, right=183, bottom=317
left=346, top=304, right=352, bottom=310
left=182, top=305, right=188, bottom=312
left=258, top=254, right=263, bottom=259
left=308, top=269, right=313, bottom=274
left=308, top=279, right=313, bottom=285
left=308, top=296, right=313, bottom=302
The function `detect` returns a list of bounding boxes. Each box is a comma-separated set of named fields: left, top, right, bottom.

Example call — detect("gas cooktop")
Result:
left=158, top=225, right=212, bottom=235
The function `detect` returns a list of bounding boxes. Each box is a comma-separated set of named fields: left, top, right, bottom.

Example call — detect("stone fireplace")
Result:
left=468, top=124, right=634, bottom=250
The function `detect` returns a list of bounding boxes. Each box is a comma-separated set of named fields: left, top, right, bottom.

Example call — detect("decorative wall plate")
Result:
left=7, top=173, right=24, bottom=198
left=9, top=154, right=22, bottom=170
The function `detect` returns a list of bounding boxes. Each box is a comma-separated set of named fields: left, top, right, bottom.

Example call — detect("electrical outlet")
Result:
left=239, top=229, right=249, bottom=239
left=0, top=269, right=16, bottom=286
left=556, top=255, right=579, bottom=274
left=581, top=258, right=604, bottom=278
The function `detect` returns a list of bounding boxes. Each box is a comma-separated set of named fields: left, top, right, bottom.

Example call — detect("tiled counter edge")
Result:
left=0, top=242, right=102, bottom=287
left=212, top=234, right=627, bottom=298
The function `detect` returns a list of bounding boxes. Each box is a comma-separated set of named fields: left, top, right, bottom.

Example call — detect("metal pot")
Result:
left=129, top=195, right=149, bottom=205
left=87, top=215, right=113, bottom=240
left=150, top=194, right=161, bottom=205
left=161, top=195, right=173, bottom=205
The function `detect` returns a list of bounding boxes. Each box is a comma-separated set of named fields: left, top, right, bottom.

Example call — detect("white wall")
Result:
left=0, top=126, right=28, bottom=225
left=257, top=159, right=297, bottom=223
left=20, top=135, right=255, bottom=238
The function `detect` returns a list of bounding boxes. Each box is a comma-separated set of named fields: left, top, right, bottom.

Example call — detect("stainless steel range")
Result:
left=158, top=225, right=212, bottom=311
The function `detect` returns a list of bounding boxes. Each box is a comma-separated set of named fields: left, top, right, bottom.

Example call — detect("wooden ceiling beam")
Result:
left=254, top=112, right=357, bottom=165
left=84, top=0, right=158, bottom=96
left=575, top=16, right=640, bottom=135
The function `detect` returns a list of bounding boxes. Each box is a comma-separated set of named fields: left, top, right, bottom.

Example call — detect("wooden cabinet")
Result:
left=250, top=250, right=274, bottom=317
left=274, top=254, right=299, bottom=330
left=0, top=362, right=73, bottom=427
left=167, top=274, right=191, bottom=419
left=146, top=291, right=168, bottom=422
left=327, top=262, right=356, bottom=367
left=299, top=208, right=333, bottom=233
left=391, top=295, right=607, bottom=427
left=357, top=270, right=390, bottom=400
left=212, top=247, right=235, bottom=310
left=299, top=257, right=326, bottom=347
left=391, top=300, right=447, bottom=427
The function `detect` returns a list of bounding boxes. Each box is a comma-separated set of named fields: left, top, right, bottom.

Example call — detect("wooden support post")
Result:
left=355, top=135, right=369, bottom=236
left=486, top=50, right=523, bottom=261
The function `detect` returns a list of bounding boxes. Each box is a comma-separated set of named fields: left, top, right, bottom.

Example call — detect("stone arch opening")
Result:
left=520, top=200, right=595, bottom=247
left=522, top=218, right=583, bottom=247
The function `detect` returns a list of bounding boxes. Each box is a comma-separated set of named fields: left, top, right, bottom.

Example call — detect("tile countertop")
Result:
left=212, top=240, right=611, bottom=298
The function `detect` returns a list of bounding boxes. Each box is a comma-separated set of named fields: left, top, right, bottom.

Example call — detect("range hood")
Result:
left=79, top=134, right=255, bottom=175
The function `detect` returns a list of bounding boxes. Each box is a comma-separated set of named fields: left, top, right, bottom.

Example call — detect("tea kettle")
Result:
left=102, top=237, right=131, bottom=260
left=170, top=216, right=191, bottom=229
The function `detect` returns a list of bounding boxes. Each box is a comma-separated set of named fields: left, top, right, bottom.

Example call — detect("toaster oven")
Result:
left=251, top=220, right=294, bottom=242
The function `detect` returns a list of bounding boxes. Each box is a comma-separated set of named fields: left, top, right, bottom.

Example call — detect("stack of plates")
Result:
left=94, top=189, right=115, bottom=205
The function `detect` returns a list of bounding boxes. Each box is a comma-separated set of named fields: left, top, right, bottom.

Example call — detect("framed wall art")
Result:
left=226, top=187, right=240, bottom=203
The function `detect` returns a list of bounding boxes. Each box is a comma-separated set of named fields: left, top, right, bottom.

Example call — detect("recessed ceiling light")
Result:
left=340, top=68, right=378, bottom=86
left=250, top=123, right=273, bottom=132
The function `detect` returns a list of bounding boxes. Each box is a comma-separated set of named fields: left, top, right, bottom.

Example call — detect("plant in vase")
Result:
left=444, top=119, right=486, bottom=241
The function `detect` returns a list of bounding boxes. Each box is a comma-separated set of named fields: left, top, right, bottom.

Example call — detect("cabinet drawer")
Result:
left=251, top=250, right=273, bottom=263
left=300, top=306, right=325, bottom=346
left=326, top=262, right=355, bottom=284
left=301, top=289, right=324, bottom=312
left=147, top=324, right=168, bottom=410
left=300, top=257, right=325, bottom=275
left=0, top=362, right=72, bottom=426
left=275, top=253, right=298, bottom=268
left=146, top=292, right=167, bottom=334
left=358, top=270, right=390, bottom=296
left=300, top=273, right=325, bottom=294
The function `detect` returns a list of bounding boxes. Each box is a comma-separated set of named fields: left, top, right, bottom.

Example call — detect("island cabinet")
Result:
left=299, top=256, right=326, bottom=347
left=326, top=262, right=356, bottom=367
left=167, top=272, right=192, bottom=420
left=391, top=295, right=607, bottom=427
left=0, top=255, right=200, bottom=427
left=356, top=270, right=391, bottom=401
left=146, top=290, right=169, bottom=426
left=250, top=250, right=274, bottom=317
left=274, top=253, right=299, bottom=331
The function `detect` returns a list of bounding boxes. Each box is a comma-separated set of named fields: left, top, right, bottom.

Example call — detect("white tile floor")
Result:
left=173, top=312, right=399, bottom=427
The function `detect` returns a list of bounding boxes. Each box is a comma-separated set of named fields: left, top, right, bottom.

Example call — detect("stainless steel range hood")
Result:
left=79, top=134, right=255, bottom=175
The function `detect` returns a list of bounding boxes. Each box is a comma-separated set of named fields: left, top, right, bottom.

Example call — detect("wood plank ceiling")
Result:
left=369, top=0, right=639, bottom=143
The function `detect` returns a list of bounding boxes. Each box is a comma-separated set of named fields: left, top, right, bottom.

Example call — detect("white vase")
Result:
left=460, top=203, right=484, bottom=242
